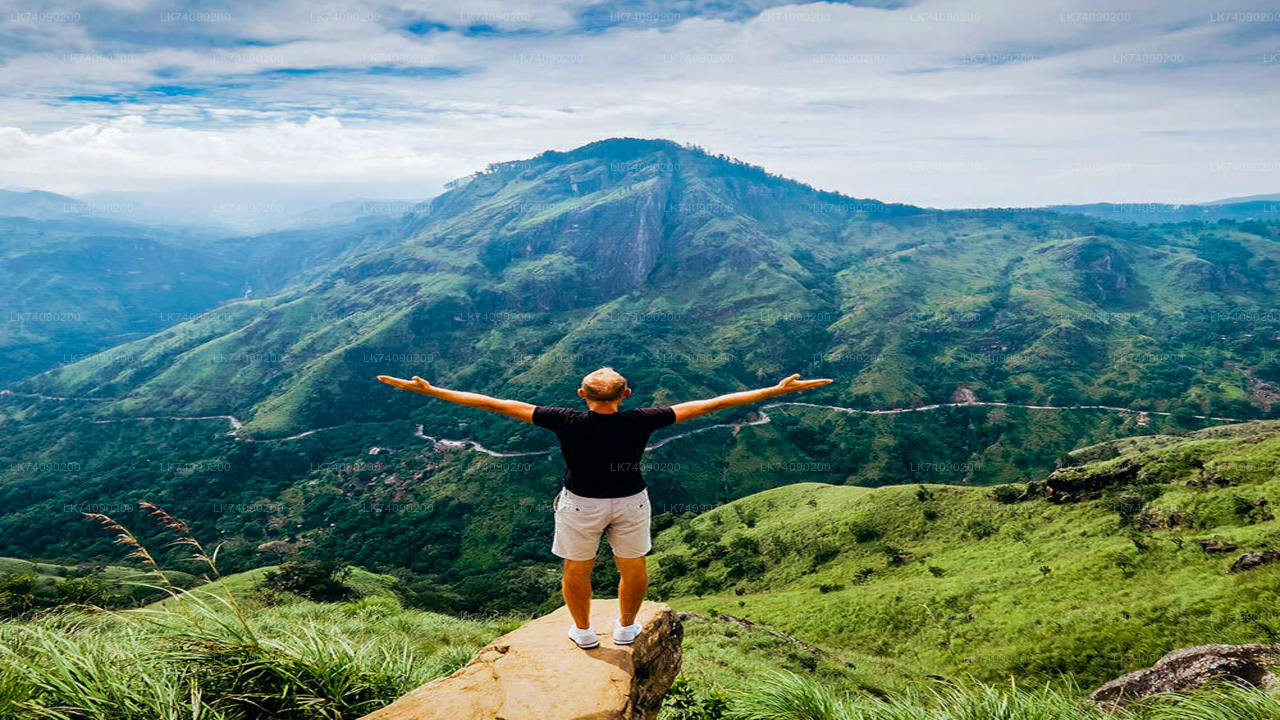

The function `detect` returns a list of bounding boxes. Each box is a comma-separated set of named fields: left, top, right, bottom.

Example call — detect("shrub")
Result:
left=811, top=544, right=840, bottom=567
left=990, top=484, right=1027, bottom=504
left=259, top=561, right=354, bottom=602
left=1104, top=491, right=1147, bottom=526
left=849, top=524, right=882, bottom=543
left=662, top=676, right=731, bottom=720
left=651, top=512, right=677, bottom=533
left=963, top=518, right=999, bottom=540
left=0, top=574, right=37, bottom=619
left=52, top=575, right=110, bottom=606
left=659, top=554, right=693, bottom=579
left=725, top=553, right=767, bottom=581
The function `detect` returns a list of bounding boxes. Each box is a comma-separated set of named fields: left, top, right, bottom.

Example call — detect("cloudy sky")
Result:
left=1, top=0, right=1278, bottom=208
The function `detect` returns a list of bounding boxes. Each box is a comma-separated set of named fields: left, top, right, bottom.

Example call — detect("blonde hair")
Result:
left=580, top=367, right=628, bottom=402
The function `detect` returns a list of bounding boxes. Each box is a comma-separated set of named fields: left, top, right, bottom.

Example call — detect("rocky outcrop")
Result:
left=1070, top=240, right=1148, bottom=309
left=1230, top=551, right=1280, bottom=573
left=1088, top=644, right=1278, bottom=708
left=359, top=600, right=682, bottom=720
left=1032, top=458, right=1142, bottom=502
left=1195, top=538, right=1239, bottom=553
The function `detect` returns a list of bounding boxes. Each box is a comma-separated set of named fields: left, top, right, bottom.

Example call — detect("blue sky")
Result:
left=0, top=0, right=1278, bottom=208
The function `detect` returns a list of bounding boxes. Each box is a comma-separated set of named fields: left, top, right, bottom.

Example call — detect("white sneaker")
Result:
left=568, top=625, right=599, bottom=649
left=612, top=619, right=642, bottom=645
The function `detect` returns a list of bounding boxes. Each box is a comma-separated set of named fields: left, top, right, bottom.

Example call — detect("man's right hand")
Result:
left=376, top=375, right=535, bottom=423
left=377, top=375, right=436, bottom=396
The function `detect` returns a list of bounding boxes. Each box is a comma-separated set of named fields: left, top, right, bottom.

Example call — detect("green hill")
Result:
left=3, top=422, right=1280, bottom=717
left=651, top=420, right=1280, bottom=696
left=143, top=564, right=402, bottom=611
left=0, top=556, right=199, bottom=611
left=3, top=138, right=1279, bottom=607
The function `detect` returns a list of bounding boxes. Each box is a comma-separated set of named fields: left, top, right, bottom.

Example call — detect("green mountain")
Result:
left=3, top=138, right=1279, bottom=609
left=0, top=206, right=422, bottom=381
left=21, top=138, right=1280, bottom=428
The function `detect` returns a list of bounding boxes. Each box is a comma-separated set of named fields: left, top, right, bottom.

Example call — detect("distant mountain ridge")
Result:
left=1202, top=193, right=1280, bottom=205
left=24, top=137, right=1279, bottom=434
left=1048, top=198, right=1279, bottom=224
left=0, top=189, right=87, bottom=219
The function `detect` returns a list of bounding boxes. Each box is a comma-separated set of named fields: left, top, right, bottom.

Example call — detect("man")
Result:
left=377, top=368, right=831, bottom=649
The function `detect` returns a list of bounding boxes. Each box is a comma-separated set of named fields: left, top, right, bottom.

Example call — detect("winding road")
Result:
left=3, top=388, right=1248, bottom=456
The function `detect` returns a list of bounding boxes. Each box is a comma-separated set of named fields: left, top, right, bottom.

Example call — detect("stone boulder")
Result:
left=1230, top=551, right=1280, bottom=573
left=359, top=599, right=683, bottom=720
left=1088, top=644, right=1278, bottom=708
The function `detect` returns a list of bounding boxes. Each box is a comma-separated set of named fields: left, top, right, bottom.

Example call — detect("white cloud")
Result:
left=0, top=0, right=1277, bottom=206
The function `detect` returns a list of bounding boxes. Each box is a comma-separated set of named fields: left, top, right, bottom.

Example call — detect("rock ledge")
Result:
left=359, top=600, right=682, bottom=720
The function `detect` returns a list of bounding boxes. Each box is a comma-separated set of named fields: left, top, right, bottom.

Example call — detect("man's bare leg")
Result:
left=562, top=558, right=595, bottom=629
left=614, top=555, right=648, bottom=626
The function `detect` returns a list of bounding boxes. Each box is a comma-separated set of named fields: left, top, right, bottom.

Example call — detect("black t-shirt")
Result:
left=533, top=406, right=677, bottom=498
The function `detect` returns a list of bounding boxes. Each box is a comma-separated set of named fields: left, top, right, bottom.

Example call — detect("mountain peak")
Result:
left=545, top=136, right=686, bottom=162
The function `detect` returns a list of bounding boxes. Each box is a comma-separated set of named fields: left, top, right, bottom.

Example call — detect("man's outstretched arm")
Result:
left=377, top=375, right=535, bottom=423
left=670, top=374, right=832, bottom=423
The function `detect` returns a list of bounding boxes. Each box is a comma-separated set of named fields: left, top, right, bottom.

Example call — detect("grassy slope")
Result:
left=0, top=556, right=197, bottom=594
left=143, top=564, right=401, bottom=610
left=653, top=421, right=1280, bottom=696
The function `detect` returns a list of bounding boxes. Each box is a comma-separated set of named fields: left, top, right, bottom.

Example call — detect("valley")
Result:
left=3, top=139, right=1278, bottom=609
left=2, top=138, right=1278, bottom=718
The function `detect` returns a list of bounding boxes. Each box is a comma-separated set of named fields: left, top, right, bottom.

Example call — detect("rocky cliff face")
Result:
left=359, top=600, right=683, bottom=720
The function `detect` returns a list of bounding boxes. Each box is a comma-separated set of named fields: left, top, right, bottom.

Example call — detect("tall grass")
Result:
left=0, top=593, right=500, bottom=719
left=726, top=672, right=1280, bottom=720
left=0, top=504, right=504, bottom=720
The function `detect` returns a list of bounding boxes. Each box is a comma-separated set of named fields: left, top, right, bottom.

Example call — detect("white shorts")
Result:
left=551, top=487, right=651, bottom=561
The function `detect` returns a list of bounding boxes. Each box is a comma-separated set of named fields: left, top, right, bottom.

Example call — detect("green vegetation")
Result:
left=0, top=557, right=197, bottom=616
left=3, top=139, right=1278, bottom=612
left=0, top=594, right=509, bottom=719
left=0, top=509, right=514, bottom=719
left=5, top=421, right=1280, bottom=718
left=0, top=216, right=243, bottom=380
left=3, top=139, right=1280, bottom=716
left=143, top=563, right=403, bottom=612
left=687, top=672, right=1280, bottom=720
left=651, top=421, right=1280, bottom=699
